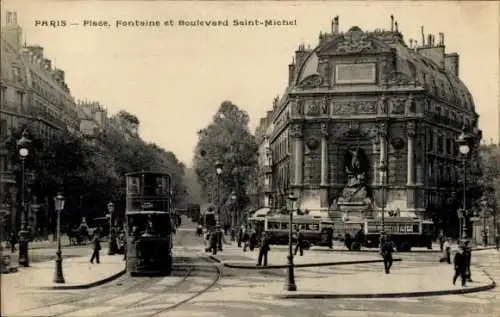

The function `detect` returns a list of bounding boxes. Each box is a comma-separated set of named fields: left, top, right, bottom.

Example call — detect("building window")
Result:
left=0, top=119, right=6, bottom=137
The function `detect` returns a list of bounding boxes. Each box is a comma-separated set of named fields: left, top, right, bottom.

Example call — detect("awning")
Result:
left=251, top=207, right=271, bottom=218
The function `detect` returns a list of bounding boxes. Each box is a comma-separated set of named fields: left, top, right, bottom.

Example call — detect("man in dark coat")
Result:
left=453, top=245, right=467, bottom=286
left=249, top=228, right=257, bottom=251
left=242, top=227, right=250, bottom=252
left=294, top=227, right=304, bottom=256
left=257, top=232, right=271, bottom=266
left=496, top=234, right=500, bottom=251
left=463, top=240, right=472, bottom=282
left=237, top=225, right=244, bottom=248
left=9, top=231, right=17, bottom=253
left=327, top=227, right=334, bottom=249
left=381, top=235, right=394, bottom=274
left=208, top=229, right=218, bottom=255
left=90, top=232, right=101, bottom=264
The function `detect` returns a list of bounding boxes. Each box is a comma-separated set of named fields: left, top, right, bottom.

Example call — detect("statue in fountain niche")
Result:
left=338, top=144, right=371, bottom=204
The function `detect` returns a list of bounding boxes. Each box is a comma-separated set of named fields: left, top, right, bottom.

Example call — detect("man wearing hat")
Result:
left=453, top=245, right=467, bottom=286
left=463, top=240, right=473, bottom=282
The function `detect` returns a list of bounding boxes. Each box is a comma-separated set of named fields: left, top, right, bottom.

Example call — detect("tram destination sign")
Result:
left=129, top=199, right=167, bottom=211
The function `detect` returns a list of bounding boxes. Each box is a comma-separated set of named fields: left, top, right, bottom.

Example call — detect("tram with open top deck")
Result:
left=125, top=171, right=173, bottom=276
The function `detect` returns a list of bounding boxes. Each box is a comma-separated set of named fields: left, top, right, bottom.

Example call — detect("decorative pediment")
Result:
left=298, top=74, right=323, bottom=89
left=317, top=34, right=392, bottom=56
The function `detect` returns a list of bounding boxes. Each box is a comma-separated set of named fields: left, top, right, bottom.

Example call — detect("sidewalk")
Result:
left=308, top=242, right=498, bottom=253
left=209, top=244, right=396, bottom=268
left=1, top=236, right=90, bottom=250
left=249, top=264, right=496, bottom=299
left=1, top=248, right=125, bottom=291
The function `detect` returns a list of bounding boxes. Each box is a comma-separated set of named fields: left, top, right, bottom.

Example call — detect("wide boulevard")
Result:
left=4, top=217, right=499, bottom=317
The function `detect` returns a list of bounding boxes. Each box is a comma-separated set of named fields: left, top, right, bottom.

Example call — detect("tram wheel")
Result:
left=351, top=242, right=361, bottom=251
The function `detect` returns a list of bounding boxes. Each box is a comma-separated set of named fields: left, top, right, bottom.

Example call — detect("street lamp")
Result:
left=285, top=192, right=298, bottom=291
left=215, top=161, right=223, bottom=224
left=379, top=160, right=388, bottom=250
left=457, top=128, right=472, bottom=241
left=53, top=193, right=65, bottom=283
left=107, top=202, right=117, bottom=255
left=231, top=193, right=237, bottom=229
left=17, top=129, right=31, bottom=267
left=480, top=195, right=490, bottom=246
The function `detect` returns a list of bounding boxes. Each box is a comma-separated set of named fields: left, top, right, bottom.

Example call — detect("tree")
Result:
left=183, top=167, right=204, bottom=205
left=478, top=144, right=500, bottom=227
left=193, top=101, right=259, bottom=218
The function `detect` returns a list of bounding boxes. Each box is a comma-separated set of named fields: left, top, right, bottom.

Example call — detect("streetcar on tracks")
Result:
left=342, top=217, right=434, bottom=251
left=125, top=171, right=174, bottom=276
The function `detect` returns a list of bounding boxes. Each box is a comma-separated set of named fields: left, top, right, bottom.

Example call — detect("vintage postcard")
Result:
left=1, top=1, right=499, bottom=317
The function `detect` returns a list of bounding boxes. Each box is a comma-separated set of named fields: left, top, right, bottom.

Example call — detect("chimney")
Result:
left=42, top=58, right=52, bottom=70
left=421, top=26, right=425, bottom=47
left=390, top=15, right=394, bottom=32
left=444, top=53, right=460, bottom=77
left=54, top=68, right=65, bottom=82
left=295, top=44, right=309, bottom=69
left=288, top=58, right=296, bottom=86
left=427, top=34, right=433, bottom=47
left=333, top=16, right=339, bottom=34
left=438, top=32, right=444, bottom=46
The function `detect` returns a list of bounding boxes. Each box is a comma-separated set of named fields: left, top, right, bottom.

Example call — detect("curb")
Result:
left=310, top=246, right=497, bottom=254
left=37, top=266, right=127, bottom=290
left=272, top=265, right=496, bottom=299
left=209, top=255, right=402, bottom=269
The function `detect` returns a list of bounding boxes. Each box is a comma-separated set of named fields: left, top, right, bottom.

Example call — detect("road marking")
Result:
left=106, top=292, right=151, bottom=305
left=64, top=306, right=116, bottom=316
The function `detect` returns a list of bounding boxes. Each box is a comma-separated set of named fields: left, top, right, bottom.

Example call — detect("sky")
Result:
left=2, top=1, right=499, bottom=166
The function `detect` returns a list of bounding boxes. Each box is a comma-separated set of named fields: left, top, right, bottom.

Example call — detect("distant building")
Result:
left=77, top=100, right=108, bottom=147
left=0, top=11, right=78, bottom=234
left=255, top=16, right=481, bottom=230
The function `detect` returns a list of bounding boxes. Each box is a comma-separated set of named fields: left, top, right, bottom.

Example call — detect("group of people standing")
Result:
left=439, top=235, right=474, bottom=287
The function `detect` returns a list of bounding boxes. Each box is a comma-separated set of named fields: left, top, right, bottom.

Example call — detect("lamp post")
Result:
left=379, top=160, right=388, bottom=250
left=457, top=128, right=472, bottom=241
left=17, top=130, right=31, bottom=267
left=53, top=193, right=65, bottom=283
left=215, top=161, right=223, bottom=224
left=231, top=193, right=237, bottom=229
left=480, top=195, right=490, bottom=246
left=285, top=192, right=298, bottom=291
left=107, top=202, right=117, bottom=255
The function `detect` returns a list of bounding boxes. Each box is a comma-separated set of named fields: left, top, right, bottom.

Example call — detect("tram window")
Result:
left=413, top=224, right=419, bottom=233
left=311, top=224, right=319, bottom=231
left=399, top=225, right=406, bottom=233
left=127, top=177, right=140, bottom=194
left=281, top=223, right=289, bottom=230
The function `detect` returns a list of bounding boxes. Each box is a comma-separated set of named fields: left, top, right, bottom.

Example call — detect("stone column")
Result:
left=290, top=123, right=303, bottom=186
left=377, top=122, right=388, bottom=185
left=407, top=121, right=416, bottom=185
left=416, top=131, right=425, bottom=185
left=320, top=123, right=328, bottom=186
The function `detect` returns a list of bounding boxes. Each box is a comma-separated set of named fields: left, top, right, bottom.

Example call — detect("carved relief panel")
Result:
left=331, top=100, right=377, bottom=116
left=291, top=97, right=305, bottom=117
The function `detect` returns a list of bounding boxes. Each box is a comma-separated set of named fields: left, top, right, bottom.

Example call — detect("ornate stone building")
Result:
left=0, top=11, right=79, bottom=236
left=256, top=16, right=481, bottom=222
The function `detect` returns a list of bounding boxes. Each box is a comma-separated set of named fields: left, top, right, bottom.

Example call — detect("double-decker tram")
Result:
left=125, top=172, right=173, bottom=276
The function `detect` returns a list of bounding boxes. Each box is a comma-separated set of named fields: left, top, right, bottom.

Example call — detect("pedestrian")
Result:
left=196, top=224, right=203, bottom=237
left=242, top=226, right=250, bottom=252
left=237, top=225, right=244, bottom=248
left=327, top=227, right=334, bottom=249
left=208, top=229, right=218, bottom=255
left=294, top=227, right=304, bottom=256
left=439, top=233, right=445, bottom=252
left=463, top=240, right=472, bottom=282
left=495, top=233, right=499, bottom=251
left=215, top=225, right=224, bottom=252
left=9, top=231, right=17, bottom=253
left=381, top=235, right=394, bottom=274
left=257, top=232, right=271, bottom=266
left=230, top=227, right=236, bottom=242
left=249, top=227, right=257, bottom=251
left=453, top=245, right=467, bottom=286
left=439, top=237, right=451, bottom=264
left=89, top=231, right=101, bottom=264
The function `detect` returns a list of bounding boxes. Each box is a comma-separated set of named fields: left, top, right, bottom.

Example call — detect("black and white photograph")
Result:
left=0, top=1, right=499, bottom=316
